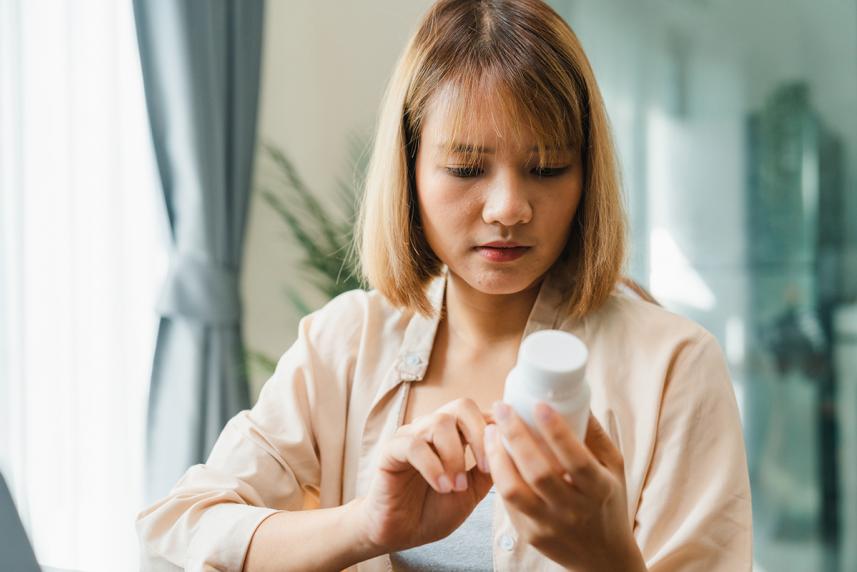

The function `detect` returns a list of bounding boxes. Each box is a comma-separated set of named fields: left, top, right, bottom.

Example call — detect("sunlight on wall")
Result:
left=649, top=227, right=717, bottom=311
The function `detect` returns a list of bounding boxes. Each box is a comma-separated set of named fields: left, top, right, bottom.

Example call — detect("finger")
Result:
left=439, top=398, right=491, bottom=474
left=490, top=402, right=572, bottom=505
left=483, top=424, right=544, bottom=517
left=583, top=412, right=624, bottom=476
left=383, top=434, right=452, bottom=494
left=428, top=412, right=469, bottom=492
left=490, top=401, right=564, bottom=473
left=532, top=402, right=610, bottom=496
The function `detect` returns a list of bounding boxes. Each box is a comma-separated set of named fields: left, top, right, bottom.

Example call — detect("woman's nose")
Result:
left=481, top=173, right=533, bottom=227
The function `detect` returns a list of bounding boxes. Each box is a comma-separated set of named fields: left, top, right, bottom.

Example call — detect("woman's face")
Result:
left=414, top=96, right=583, bottom=296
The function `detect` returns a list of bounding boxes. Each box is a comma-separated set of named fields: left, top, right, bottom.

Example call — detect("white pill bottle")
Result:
left=502, top=329, right=590, bottom=441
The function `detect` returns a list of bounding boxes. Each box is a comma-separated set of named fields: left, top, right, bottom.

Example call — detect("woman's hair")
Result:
left=354, top=0, right=626, bottom=318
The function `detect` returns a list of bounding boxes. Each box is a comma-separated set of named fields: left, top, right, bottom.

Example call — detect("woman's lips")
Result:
left=475, top=245, right=531, bottom=262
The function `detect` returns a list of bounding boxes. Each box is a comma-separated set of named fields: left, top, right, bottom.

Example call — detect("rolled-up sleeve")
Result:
left=634, top=331, right=753, bottom=571
left=136, top=300, right=353, bottom=571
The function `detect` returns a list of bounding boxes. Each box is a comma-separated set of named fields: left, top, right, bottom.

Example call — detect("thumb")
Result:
left=584, top=412, right=624, bottom=475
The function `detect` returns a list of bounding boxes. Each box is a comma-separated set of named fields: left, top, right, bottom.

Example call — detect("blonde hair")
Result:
left=355, top=0, right=626, bottom=317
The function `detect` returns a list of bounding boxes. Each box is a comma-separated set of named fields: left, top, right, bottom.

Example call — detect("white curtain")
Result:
left=0, top=1, right=166, bottom=570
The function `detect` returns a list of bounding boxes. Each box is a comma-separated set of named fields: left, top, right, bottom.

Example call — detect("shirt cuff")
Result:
left=186, top=503, right=282, bottom=571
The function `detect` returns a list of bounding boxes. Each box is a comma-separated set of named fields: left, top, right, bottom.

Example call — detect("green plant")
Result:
left=246, top=137, right=368, bottom=376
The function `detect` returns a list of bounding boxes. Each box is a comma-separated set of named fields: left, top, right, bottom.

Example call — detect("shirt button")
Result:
left=499, top=533, right=515, bottom=551
left=404, top=353, right=422, bottom=367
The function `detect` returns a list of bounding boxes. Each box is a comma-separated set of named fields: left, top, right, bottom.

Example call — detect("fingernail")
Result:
left=492, top=401, right=510, bottom=422
left=438, top=474, right=452, bottom=493
left=455, top=472, right=467, bottom=491
left=478, top=452, right=490, bottom=474
left=484, top=424, right=497, bottom=449
left=535, top=402, right=553, bottom=423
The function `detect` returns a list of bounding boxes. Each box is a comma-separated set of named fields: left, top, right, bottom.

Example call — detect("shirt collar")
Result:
left=395, top=268, right=447, bottom=381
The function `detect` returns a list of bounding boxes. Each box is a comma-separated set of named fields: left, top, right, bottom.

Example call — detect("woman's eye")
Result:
left=531, top=166, right=569, bottom=178
left=446, top=165, right=483, bottom=178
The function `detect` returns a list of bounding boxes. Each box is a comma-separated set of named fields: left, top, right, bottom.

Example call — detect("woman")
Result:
left=137, top=0, right=752, bottom=570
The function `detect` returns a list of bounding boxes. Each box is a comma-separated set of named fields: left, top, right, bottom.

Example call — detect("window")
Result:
left=0, top=0, right=167, bottom=569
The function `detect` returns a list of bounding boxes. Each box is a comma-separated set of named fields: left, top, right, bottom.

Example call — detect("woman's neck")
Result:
left=443, top=270, right=543, bottom=350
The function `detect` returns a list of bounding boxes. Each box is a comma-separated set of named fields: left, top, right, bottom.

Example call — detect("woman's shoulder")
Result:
left=298, top=287, right=411, bottom=353
left=575, top=288, right=734, bottom=429
left=584, top=288, right=715, bottom=349
left=306, top=287, right=407, bottom=324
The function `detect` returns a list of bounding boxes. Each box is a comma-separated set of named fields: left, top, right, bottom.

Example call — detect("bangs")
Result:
left=410, top=66, right=587, bottom=168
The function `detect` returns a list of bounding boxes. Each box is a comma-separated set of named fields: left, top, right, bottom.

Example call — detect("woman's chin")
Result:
left=457, top=264, right=545, bottom=297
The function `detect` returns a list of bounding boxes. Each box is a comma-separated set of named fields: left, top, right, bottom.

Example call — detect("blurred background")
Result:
left=0, top=0, right=855, bottom=570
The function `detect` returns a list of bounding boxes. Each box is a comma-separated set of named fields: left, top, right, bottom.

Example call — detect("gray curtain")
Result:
left=133, top=0, right=265, bottom=502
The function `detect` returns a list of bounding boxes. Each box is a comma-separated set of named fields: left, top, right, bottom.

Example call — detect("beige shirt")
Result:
left=137, top=267, right=752, bottom=571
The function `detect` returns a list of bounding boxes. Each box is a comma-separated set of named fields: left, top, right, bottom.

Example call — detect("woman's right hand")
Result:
left=356, top=398, right=495, bottom=553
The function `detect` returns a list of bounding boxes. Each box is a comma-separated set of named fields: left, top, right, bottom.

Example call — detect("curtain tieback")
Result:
left=156, top=253, right=240, bottom=325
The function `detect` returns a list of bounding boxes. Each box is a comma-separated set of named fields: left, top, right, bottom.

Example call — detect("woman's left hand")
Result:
left=484, top=401, right=647, bottom=572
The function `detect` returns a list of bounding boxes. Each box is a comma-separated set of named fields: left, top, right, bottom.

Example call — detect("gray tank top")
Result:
left=389, top=486, right=496, bottom=571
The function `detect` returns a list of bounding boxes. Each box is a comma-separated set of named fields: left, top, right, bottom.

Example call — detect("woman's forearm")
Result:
left=243, top=497, right=379, bottom=572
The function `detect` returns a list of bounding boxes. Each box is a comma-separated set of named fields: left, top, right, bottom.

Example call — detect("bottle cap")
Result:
left=516, top=330, right=588, bottom=399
